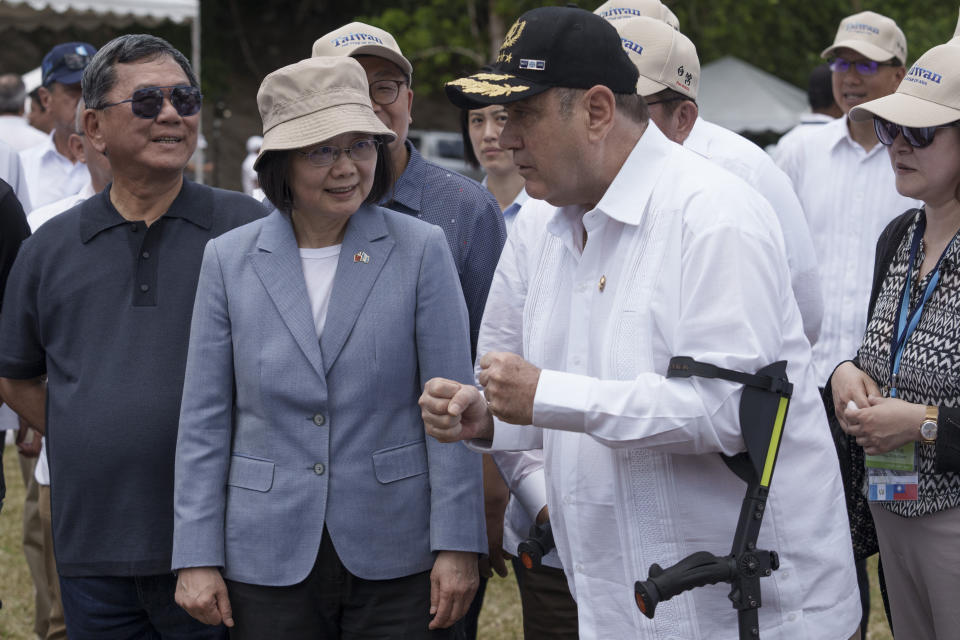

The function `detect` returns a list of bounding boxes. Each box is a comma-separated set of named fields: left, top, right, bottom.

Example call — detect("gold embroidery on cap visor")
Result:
left=446, top=76, right=531, bottom=98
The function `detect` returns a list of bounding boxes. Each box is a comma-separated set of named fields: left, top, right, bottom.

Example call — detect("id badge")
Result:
left=866, top=443, right=918, bottom=501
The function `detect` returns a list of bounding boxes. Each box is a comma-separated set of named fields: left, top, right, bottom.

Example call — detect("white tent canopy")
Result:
left=0, top=1, right=196, bottom=28
left=696, top=56, right=808, bottom=134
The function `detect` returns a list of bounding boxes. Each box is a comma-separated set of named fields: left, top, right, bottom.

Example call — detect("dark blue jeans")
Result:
left=59, top=573, right=228, bottom=640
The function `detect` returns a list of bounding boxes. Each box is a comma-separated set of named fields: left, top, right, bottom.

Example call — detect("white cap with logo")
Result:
left=312, top=22, right=413, bottom=78
left=821, top=11, right=907, bottom=64
left=849, top=41, right=960, bottom=127
left=608, top=16, right=699, bottom=99
left=593, top=0, right=679, bottom=31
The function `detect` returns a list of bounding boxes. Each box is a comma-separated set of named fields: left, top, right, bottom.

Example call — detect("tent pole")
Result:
left=192, top=3, right=203, bottom=184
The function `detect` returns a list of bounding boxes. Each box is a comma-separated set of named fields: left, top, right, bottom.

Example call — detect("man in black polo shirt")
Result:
left=0, top=34, right=265, bottom=639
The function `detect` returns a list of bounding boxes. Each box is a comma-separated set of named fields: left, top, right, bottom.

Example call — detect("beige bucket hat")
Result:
left=821, top=11, right=906, bottom=64
left=311, top=22, right=413, bottom=78
left=611, top=16, right=699, bottom=99
left=849, top=41, right=960, bottom=127
left=255, top=56, right=395, bottom=170
left=594, top=0, right=679, bottom=30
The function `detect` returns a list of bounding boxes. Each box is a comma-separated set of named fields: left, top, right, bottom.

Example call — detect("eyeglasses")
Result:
left=98, top=85, right=202, bottom=119
left=874, top=117, right=960, bottom=149
left=369, top=79, right=407, bottom=106
left=297, top=139, right=380, bottom=167
left=829, top=57, right=898, bottom=76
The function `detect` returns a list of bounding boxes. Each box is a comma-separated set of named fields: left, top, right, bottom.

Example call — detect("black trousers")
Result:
left=226, top=529, right=456, bottom=640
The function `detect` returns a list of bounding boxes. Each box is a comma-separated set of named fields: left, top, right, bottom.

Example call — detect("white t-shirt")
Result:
left=300, top=245, right=342, bottom=337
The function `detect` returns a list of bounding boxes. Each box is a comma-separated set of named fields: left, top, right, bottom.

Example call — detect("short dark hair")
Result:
left=83, top=34, right=197, bottom=109
left=257, top=137, right=394, bottom=214
left=808, top=63, right=836, bottom=111
left=459, top=108, right=480, bottom=169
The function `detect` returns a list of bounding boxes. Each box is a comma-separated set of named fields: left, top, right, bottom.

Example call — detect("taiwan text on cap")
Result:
left=312, top=22, right=413, bottom=77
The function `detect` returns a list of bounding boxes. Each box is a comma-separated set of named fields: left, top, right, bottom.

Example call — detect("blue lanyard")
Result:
left=889, top=211, right=960, bottom=397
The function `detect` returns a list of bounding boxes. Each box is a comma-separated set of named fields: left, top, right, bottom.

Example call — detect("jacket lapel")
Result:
left=249, top=210, right=326, bottom=379
left=320, top=204, right=394, bottom=374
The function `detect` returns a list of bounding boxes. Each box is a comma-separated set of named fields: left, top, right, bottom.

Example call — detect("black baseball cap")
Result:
left=446, top=6, right=638, bottom=109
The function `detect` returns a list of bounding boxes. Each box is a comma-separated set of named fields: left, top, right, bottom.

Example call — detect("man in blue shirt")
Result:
left=313, top=23, right=506, bottom=357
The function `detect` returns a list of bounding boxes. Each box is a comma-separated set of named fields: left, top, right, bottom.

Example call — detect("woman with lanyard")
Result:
left=460, top=104, right=527, bottom=231
left=829, top=40, right=960, bottom=639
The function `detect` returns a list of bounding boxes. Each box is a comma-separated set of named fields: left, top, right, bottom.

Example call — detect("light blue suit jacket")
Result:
left=172, top=205, right=486, bottom=585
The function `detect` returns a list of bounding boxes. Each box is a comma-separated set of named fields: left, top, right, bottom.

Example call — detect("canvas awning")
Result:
left=696, top=56, right=808, bottom=134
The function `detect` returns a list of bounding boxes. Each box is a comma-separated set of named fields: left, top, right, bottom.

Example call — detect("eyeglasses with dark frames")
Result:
left=297, top=139, right=380, bottom=167
left=829, top=57, right=898, bottom=76
left=97, top=85, right=202, bottom=120
left=874, top=117, right=960, bottom=149
left=368, top=79, right=407, bottom=106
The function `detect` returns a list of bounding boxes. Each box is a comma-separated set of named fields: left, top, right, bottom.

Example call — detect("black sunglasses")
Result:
left=98, top=85, right=202, bottom=119
left=874, top=116, right=960, bottom=149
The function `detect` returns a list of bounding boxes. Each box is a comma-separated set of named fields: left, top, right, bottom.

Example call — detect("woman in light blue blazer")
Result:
left=171, top=56, right=485, bottom=639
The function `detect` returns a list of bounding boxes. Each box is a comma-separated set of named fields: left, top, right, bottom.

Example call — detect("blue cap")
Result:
left=41, top=42, right=97, bottom=87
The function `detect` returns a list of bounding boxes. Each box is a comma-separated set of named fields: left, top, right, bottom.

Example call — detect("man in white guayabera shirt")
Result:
left=421, top=6, right=861, bottom=640
left=776, top=11, right=918, bottom=386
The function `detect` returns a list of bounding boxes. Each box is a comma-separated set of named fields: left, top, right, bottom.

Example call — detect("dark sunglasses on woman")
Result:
left=874, top=116, right=960, bottom=149
left=98, top=85, right=202, bottom=119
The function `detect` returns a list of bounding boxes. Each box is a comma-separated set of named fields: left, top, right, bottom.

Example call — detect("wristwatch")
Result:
left=920, top=405, right=938, bottom=443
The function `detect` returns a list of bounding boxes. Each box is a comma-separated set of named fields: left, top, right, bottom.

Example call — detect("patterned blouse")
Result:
left=858, top=209, right=960, bottom=517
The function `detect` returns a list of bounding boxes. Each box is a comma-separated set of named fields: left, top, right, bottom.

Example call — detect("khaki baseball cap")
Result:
left=849, top=42, right=960, bottom=127
left=255, top=56, right=395, bottom=169
left=821, top=11, right=906, bottom=64
left=594, top=0, right=680, bottom=30
left=312, top=22, right=413, bottom=78
left=611, top=16, right=699, bottom=99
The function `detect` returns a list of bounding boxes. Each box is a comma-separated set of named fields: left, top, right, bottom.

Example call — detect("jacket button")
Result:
left=313, top=462, right=325, bottom=475
left=312, top=413, right=326, bottom=426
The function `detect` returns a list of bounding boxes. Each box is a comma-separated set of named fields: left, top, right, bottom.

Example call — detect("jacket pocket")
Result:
left=372, top=441, right=428, bottom=484
left=227, top=454, right=275, bottom=492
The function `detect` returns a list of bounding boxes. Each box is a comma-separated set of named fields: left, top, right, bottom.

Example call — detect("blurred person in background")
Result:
left=0, top=73, right=48, bottom=151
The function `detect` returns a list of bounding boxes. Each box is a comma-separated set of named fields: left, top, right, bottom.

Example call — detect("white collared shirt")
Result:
left=27, top=180, right=96, bottom=232
left=685, top=117, right=824, bottom=346
left=472, top=123, right=860, bottom=639
left=0, top=139, right=31, bottom=211
left=771, top=113, right=836, bottom=163
left=0, top=115, right=48, bottom=152
left=776, top=116, right=919, bottom=383
left=19, top=130, right=87, bottom=210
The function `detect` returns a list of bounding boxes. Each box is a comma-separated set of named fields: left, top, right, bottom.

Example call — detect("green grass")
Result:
left=0, top=446, right=893, bottom=638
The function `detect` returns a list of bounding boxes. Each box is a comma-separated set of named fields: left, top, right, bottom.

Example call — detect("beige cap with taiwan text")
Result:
left=610, top=16, right=699, bottom=99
